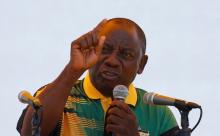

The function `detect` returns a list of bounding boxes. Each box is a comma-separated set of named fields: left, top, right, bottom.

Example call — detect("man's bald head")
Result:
left=90, top=18, right=148, bottom=96
left=105, top=18, right=147, bottom=55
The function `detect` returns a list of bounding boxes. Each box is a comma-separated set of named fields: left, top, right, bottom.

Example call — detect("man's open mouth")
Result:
left=101, top=70, right=120, bottom=81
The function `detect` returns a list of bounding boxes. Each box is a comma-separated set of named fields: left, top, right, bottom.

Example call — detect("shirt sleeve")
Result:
left=159, top=106, right=180, bottom=136
left=16, top=85, right=47, bottom=134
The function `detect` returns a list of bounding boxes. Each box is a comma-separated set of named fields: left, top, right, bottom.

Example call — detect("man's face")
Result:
left=89, top=22, right=146, bottom=96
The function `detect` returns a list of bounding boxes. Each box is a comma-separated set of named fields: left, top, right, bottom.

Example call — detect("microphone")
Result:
left=143, top=92, right=201, bottom=110
left=104, top=85, right=128, bottom=136
left=18, top=90, right=42, bottom=108
left=113, top=85, right=128, bottom=101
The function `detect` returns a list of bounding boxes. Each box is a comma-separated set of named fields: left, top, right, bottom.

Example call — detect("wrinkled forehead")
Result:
left=99, top=22, right=140, bottom=47
left=99, top=21, right=138, bottom=37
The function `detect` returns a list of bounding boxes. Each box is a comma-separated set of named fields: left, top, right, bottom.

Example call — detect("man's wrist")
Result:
left=57, top=63, right=84, bottom=86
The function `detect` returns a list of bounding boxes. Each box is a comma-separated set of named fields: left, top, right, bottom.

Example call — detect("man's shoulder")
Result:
left=133, top=87, right=179, bottom=135
left=33, top=79, right=85, bottom=97
left=135, top=87, right=148, bottom=98
left=69, top=79, right=86, bottom=97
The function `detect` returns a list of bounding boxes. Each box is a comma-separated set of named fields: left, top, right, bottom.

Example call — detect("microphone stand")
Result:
left=31, top=102, right=42, bottom=136
left=175, top=100, right=192, bottom=136
left=178, top=108, right=192, bottom=136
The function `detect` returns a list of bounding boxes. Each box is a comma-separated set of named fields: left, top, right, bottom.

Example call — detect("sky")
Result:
left=0, top=0, right=219, bottom=135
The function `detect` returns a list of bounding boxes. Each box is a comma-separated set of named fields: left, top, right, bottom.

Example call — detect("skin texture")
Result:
left=21, top=18, right=148, bottom=136
left=91, top=20, right=148, bottom=136
left=90, top=21, right=147, bottom=97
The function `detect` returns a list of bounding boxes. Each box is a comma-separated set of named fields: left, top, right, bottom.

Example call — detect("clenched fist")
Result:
left=68, top=19, right=107, bottom=72
left=105, top=100, right=140, bottom=136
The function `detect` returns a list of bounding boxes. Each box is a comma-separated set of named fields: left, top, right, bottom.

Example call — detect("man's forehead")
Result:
left=98, top=20, right=144, bottom=54
left=99, top=21, right=139, bottom=43
left=100, top=21, right=136, bottom=34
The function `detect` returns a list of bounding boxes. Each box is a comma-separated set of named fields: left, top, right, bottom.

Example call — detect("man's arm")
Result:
left=20, top=64, right=83, bottom=136
left=20, top=19, right=107, bottom=136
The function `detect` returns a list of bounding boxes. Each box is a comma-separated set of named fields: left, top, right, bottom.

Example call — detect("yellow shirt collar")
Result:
left=83, top=73, right=137, bottom=106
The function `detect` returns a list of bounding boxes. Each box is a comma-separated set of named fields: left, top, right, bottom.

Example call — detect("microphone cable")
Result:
left=191, top=106, right=203, bottom=132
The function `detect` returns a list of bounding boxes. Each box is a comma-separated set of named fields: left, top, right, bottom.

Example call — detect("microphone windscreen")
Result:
left=113, top=85, right=128, bottom=100
left=18, top=90, right=33, bottom=103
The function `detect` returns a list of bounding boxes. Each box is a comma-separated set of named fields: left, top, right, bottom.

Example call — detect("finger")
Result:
left=91, top=31, right=98, bottom=45
left=79, top=38, right=89, bottom=50
left=107, top=106, right=126, bottom=119
left=84, top=32, right=93, bottom=48
left=71, top=42, right=80, bottom=50
left=90, top=19, right=107, bottom=47
left=106, top=114, right=123, bottom=125
left=95, top=36, right=106, bottom=55
left=93, top=18, right=108, bottom=33
left=72, top=36, right=87, bottom=50
left=110, top=100, right=133, bottom=114
left=72, top=19, right=107, bottom=49
left=107, top=106, right=136, bottom=128
left=105, top=124, right=124, bottom=135
left=71, top=38, right=80, bottom=46
left=72, top=31, right=93, bottom=50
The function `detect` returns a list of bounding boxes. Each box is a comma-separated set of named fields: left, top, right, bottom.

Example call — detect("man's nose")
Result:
left=104, top=52, right=121, bottom=67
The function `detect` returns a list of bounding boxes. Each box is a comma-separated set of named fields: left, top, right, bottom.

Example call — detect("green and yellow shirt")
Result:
left=17, top=74, right=179, bottom=136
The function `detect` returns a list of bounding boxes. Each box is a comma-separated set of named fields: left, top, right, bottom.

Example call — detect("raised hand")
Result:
left=69, top=19, right=107, bottom=72
left=20, top=19, right=108, bottom=136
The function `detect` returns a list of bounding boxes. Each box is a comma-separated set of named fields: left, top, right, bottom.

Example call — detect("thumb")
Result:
left=95, top=36, right=106, bottom=55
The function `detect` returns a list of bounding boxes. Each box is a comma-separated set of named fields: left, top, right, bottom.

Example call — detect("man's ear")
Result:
left=137, top=55, right=148, bottom=74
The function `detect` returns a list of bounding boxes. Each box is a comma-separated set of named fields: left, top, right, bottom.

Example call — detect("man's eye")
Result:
left=122, top=51, right=134, bottom=59
left=124, top=52, right=131, bottom=57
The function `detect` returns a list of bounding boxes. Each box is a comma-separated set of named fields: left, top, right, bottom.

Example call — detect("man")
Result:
left=17, top=18, right=179, bottom=136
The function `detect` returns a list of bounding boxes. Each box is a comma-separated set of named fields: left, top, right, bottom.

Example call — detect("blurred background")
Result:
left=0, top=0, right=219, bottom=135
